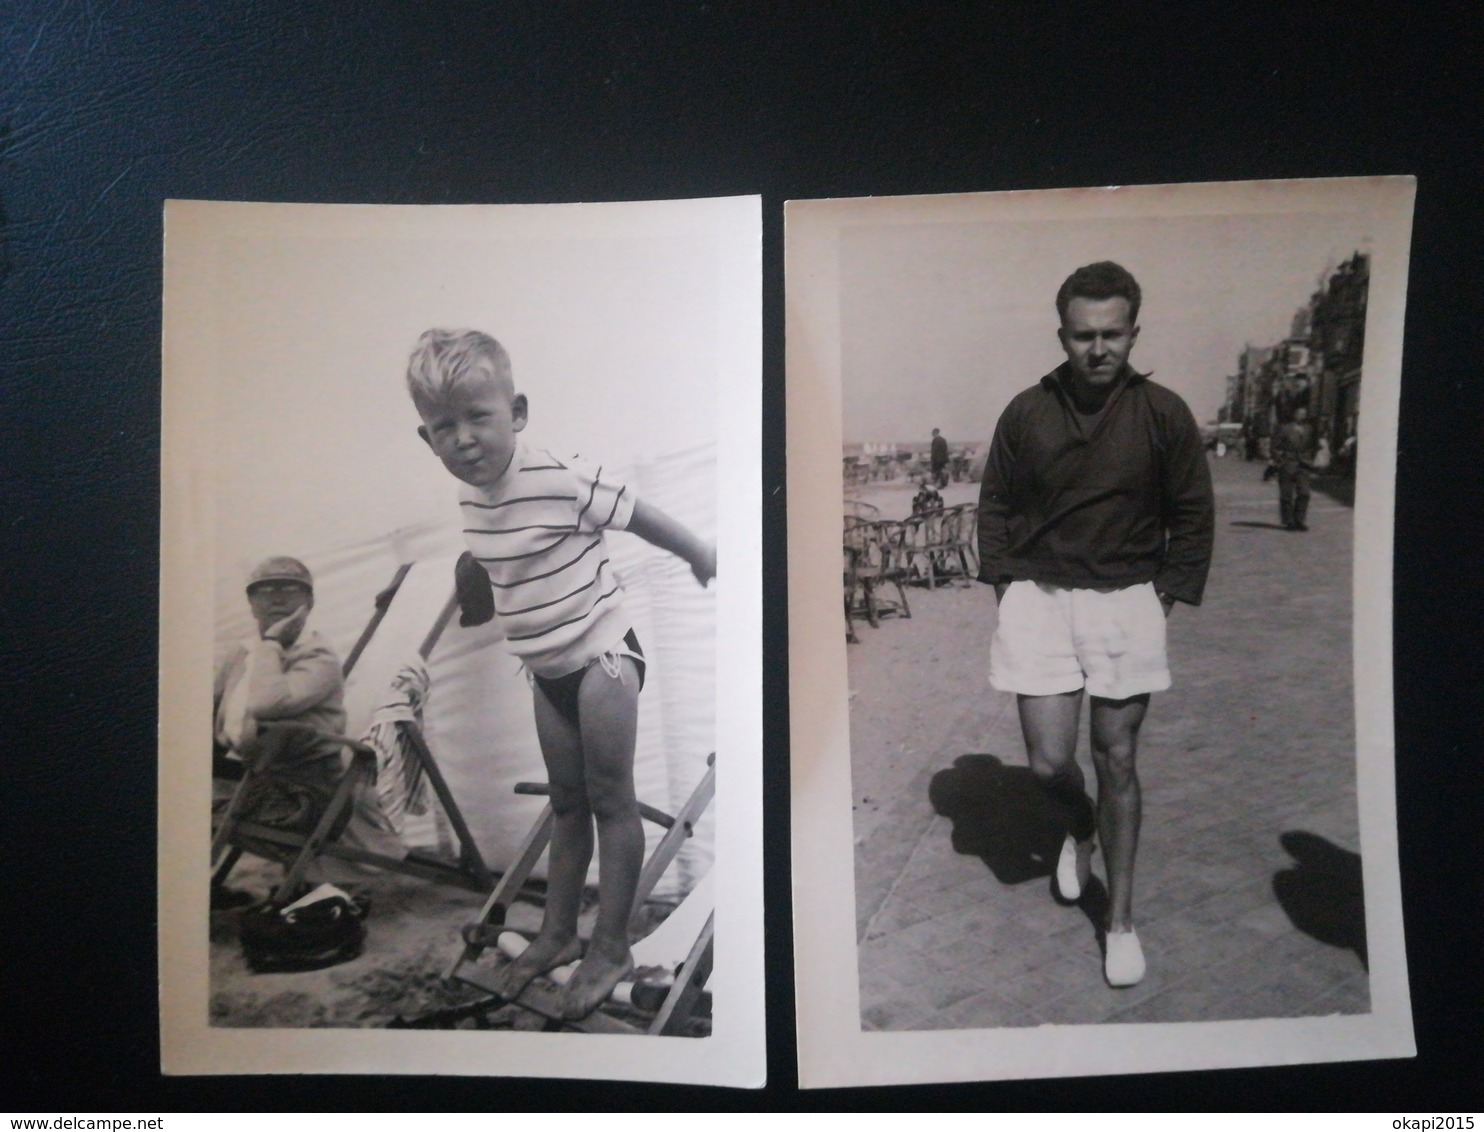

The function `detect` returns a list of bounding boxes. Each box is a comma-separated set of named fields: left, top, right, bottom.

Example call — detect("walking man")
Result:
left=977, top=261, right=1215, bottom=986
left=1272, top=406, right=1316, bottom=531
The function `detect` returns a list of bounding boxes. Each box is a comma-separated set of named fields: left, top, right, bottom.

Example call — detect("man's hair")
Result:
left=406, top=329, right=514, bottom=405
left=1056, top=261, right=1142, bottom=325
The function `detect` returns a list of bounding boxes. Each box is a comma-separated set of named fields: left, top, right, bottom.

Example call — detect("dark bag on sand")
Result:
left=239, top=885, right=368, bottom=973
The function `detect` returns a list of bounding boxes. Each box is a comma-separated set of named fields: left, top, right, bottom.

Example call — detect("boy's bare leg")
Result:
left=492, top=686, right=588, bottom=1000
left=1088, top=694, right=1149, bottom=933
left=561, top=657, right=643, bottom=1020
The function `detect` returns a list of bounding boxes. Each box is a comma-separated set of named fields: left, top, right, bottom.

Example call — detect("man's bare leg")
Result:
left=1017, top=690, right=1096, bottom=896
left=492, top=687, right=588, bottom=1000
left=1089, top=694, right=1149, bottom=933
left=560, top=657, right=643, bottom=1020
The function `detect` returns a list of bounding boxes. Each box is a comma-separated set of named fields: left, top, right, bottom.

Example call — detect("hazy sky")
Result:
left=841, top=210, right=1375, bottom=444
left=200, top=210, right=720, bottom=581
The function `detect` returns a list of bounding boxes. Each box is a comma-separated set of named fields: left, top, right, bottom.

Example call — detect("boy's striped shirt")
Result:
left=458, top=439, right=634, bottom=677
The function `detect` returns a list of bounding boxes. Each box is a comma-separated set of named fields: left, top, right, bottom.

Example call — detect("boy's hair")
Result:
left=1055, top=261, right=1142, bottom=325
left=405, top=329, right=514, bottom=404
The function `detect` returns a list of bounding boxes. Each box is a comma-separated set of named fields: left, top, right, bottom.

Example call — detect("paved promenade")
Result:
left=847, top=457, right=1369, bottom=1029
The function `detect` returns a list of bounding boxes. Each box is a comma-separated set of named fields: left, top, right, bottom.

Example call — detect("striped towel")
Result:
left=361, top=658, right=432, bottom=837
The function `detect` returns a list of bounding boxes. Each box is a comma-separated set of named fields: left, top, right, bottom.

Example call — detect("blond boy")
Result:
left=406, top=329, right=714, bottom=1019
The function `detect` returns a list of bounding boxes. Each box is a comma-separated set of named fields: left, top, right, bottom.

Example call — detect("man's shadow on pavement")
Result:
left=1229, top=520, right=1291, bottom=531
left=1273, top=830, right=1368, bottom=970
left=929, top=753, right=1109, bottom=928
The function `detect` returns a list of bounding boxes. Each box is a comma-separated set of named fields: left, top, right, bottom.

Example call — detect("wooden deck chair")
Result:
left=845, top=518, right=913, bottom=628
left=905, top=504, right=976, bottom=589
left=211, top=561, right=495, bottom=904
left=440, top=753, right=716, bottom=1035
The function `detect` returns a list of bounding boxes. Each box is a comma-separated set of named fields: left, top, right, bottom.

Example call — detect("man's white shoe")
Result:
left=1104, top=929, right=1146, bottom=987
left=1055, top=834, right=1093, bottom=901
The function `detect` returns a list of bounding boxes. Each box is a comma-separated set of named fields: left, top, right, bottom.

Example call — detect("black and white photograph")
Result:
left=159, top=197, right=763, bottom=1085
left=788, top=178, right=1415, bottom=1086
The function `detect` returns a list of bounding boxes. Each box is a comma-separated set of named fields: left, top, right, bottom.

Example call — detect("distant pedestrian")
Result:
left=977, top=261, right=1215, bottom=987
left=930, top=428, right=950, bottom=487
left=1272, top=407, right=1316, bottom=531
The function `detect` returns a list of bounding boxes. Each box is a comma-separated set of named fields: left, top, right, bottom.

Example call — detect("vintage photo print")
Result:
left=160, top=197, right=763, bottom=1086
left=787, top=178, right=1415, bottom=1086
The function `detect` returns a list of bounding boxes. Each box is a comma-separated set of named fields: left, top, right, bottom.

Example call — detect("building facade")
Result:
left=1218, top=251, right=1369, bottom=471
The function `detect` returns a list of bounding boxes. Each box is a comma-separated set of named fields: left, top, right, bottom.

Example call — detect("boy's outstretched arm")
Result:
left=626, top=499, right=716, bottom=586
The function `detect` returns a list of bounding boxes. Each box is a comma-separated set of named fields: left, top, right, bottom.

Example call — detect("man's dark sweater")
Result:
left=977, top=363, right=1215, bottom=605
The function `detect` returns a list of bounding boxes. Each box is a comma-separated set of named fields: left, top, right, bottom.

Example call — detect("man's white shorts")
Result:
left=988, top=580, right=1171, bottom=699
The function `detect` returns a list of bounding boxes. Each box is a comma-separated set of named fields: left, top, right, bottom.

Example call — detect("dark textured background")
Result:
left=3, top=0, right=1479, bottom=1110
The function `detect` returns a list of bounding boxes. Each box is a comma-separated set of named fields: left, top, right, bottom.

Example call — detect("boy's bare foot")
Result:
left=493, top=932, right=582, bottom=1001
left=559, top=943, right=634, bottom=1020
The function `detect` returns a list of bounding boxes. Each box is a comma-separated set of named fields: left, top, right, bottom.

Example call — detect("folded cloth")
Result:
left=296, top=660, right=437, bottom=882
left=362, top=658, right=432, bottom=837
left=217, top=636, right=260, bottom=749
left=282, top=883, right=369, bottom=917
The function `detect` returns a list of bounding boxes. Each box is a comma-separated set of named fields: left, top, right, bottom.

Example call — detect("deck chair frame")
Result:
left=443, top=753, right=716, bottom=1036
left=212, top=563, right=495, bottom=903
left=845, top=517, right=913, bottom=629
left=904, top=502, right=978, bottom=590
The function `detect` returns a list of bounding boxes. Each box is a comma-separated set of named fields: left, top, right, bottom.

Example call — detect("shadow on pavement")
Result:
left=928, top=754, right=1066, bottom=886
left=1273, top=830, right=1368, bottom=969
left=1229, top=519, right=1291, bottom=531
left=1311, top=473, right=1355, bottom=507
